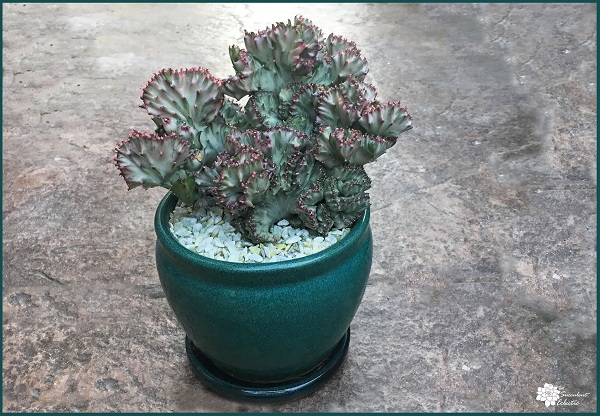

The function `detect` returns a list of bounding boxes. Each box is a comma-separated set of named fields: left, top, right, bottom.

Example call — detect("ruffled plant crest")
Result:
left=114, top=16, right=412, bottom=243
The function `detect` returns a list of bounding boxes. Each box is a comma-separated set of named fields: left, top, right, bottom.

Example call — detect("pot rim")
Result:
left=155, top=191, right=371, bottom=277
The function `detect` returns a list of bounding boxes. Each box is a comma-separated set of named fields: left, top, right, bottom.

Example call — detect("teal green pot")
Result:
left=154, top=192, right=372, bottom=401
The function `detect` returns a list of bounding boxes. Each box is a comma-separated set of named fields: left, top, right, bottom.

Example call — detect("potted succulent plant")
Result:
left=114, top=16, right=412, bottom=402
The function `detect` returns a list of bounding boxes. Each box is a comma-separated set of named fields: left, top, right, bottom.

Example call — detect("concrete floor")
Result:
left=2, top=3, right=596, bottom=412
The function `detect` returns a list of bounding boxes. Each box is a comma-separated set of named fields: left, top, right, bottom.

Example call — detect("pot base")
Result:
left=185, top=329, right=350, bottom=403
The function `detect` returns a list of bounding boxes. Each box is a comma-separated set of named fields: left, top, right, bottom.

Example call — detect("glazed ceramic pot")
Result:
left=154, top=191, right=372, bottom=402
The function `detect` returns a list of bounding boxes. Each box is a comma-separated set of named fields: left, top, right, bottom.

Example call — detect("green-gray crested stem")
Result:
left=114, top=15, right=413, bottom=245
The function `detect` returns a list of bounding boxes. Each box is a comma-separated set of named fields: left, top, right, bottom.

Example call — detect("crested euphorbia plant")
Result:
left=114, top=16, right=412, bottom=243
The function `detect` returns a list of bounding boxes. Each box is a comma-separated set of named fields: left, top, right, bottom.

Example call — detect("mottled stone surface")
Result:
left=2, top=3, right=596, bottom=412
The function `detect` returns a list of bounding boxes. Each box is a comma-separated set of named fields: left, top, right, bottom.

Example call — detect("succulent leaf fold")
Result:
left=141, top=68, right=224, bottom=133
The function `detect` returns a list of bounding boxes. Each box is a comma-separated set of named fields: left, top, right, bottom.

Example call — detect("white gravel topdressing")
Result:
left=169, top=202, right=350, bottom=263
